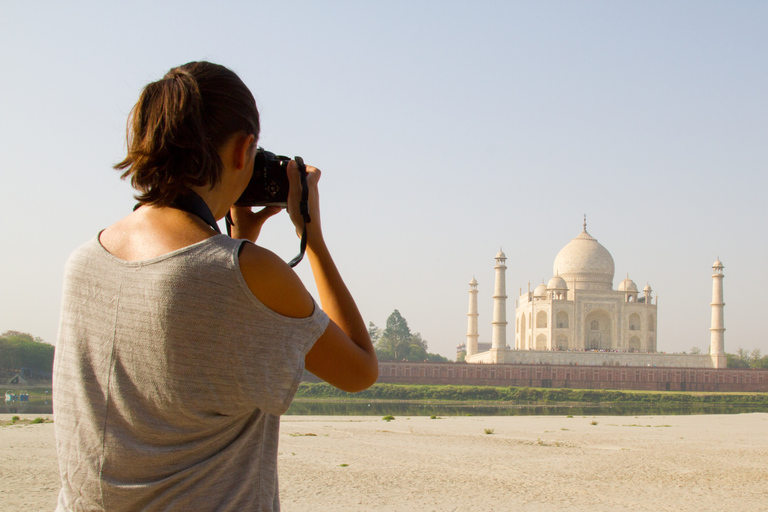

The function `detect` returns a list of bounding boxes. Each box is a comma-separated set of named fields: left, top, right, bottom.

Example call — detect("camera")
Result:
left=235, top=148, right=291, bottom=207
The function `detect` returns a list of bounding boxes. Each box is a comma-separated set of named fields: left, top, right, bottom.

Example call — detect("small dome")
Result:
left=713, top=258, right=724, bottom=268
left=469, top=277, right=478, bottom=286
left=547, top=275, right=567, bottom=290
left=534, top=283, right=548, bottom=297
left=496, top=250, right=506, bottom=259
left=618, top=277, right=637, bottom=292
left=644, top=283, right=652, bottom=292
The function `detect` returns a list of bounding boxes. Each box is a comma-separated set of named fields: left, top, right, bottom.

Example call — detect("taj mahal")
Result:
left=460, top=219, right=726, bottom=369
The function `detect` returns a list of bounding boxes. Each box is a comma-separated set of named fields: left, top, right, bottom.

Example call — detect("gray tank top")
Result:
left=53, top=234, right=328, bottom=511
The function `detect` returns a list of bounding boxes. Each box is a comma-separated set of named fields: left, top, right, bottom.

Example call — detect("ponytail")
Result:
left=115, top=62, right=259, bottom=206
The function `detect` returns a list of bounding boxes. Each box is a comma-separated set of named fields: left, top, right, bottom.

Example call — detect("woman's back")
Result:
left=54, top=234, right=328, bottom=511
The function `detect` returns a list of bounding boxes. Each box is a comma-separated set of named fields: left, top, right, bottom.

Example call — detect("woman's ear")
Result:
left=234, top=133, right=256, bottom=171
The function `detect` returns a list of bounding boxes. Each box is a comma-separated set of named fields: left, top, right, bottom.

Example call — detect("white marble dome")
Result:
left=534, top=283, right=548, bottom=297
left=553, top=228, right=615, bottom=290
left=618, top=276, right=637, bottom=292
left=547, top=275, right=567, bottom=290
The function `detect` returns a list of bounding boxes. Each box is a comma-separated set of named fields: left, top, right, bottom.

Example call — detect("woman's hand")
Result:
left=286, top=160, right=323, bottom=245
left=229, top=205, right=281, bottom=242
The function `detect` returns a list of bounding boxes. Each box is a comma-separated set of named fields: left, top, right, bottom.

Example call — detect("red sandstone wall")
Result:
left=373, top=362, right=768, bottom=392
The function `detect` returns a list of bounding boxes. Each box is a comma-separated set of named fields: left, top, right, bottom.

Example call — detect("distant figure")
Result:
left=53, top=61, right=377, bottom=511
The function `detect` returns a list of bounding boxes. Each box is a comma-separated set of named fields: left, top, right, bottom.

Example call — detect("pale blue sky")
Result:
left=1, top=1, right=766, bottom=359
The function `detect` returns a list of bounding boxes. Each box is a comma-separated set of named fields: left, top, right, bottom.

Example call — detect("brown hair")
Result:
left=115, top=61, right=259, bottom=206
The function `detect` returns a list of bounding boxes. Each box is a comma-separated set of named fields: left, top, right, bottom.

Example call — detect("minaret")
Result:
left=466, top=277, right=479, bottom=357
left=491, top=249, right=508, bottom=354
left=710, top=258, right=726, bottom=368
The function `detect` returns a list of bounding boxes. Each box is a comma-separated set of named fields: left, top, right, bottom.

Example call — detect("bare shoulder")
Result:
left=99, top=216, right=139, bottom=260
left=238, top=242, right=315, bottom=318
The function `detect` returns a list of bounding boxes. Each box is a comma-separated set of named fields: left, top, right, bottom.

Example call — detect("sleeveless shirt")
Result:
left=53, top=234, right=329, bottom=511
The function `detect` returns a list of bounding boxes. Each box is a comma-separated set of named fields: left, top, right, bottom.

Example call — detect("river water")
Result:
left=7, top=401, right=766, bottom=417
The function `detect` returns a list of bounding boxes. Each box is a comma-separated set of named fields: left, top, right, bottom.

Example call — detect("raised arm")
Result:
left=286, top=161, right=378, bottom=392
left=232, top=161, right=378, bottom=393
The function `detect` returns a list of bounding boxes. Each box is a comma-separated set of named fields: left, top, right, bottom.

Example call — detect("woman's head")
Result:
left=115, top=61, right=259, bottom=206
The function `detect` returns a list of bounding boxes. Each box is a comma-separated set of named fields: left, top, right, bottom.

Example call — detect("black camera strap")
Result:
left=133, top=192, right=222, bottom=233
left=170, top=191, right=222, bottom=234
left=287, top=156, right=311, bottom=268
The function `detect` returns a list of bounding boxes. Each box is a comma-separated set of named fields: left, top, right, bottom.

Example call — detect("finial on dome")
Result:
left=583, top=214, right=587, bottom=232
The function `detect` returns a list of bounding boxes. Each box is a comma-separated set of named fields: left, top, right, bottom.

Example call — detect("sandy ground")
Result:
left=1, top=413, right=766, bottom=511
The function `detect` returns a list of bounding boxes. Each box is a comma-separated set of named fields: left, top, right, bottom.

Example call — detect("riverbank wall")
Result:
left=362, top=362, right=768, bottom=392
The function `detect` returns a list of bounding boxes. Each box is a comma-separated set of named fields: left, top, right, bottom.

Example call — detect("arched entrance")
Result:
left=536, top=311, right=547, bottom=328
left=585, top=308, right=613, bottom=350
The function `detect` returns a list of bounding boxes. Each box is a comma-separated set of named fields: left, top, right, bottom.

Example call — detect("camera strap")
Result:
left=287, top=156, right=311, bottom=268
left=133, top=192, right=222, bottom=233
left=170, top=191, right=222, bottom=234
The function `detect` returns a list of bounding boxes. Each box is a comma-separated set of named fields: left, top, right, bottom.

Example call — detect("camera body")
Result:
left=235, top=148, right=291, bottom=207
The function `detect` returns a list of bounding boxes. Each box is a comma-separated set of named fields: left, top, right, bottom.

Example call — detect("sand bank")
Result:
left=2, top=413, right=766, bottom=511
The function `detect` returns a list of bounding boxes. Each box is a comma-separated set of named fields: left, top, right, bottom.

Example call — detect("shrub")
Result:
left=382, top=415, right=395, bottom=422
left=484, top=428, right=495, bottom=435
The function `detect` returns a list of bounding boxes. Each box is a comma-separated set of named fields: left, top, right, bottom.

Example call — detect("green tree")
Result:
left=372, top=310, right=447, bottom=362
left=689, top=346, right=702, bottom=355
left=376, top=310, right=413, bottom=360
left=726, top=349, right=750, bottom=369
left=425, top=352, right=450, bottom=363
left=0, top=331, right=54, bottom=375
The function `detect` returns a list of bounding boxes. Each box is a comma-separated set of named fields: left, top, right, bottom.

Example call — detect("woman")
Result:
left=53, top=61, right=378, bottom=511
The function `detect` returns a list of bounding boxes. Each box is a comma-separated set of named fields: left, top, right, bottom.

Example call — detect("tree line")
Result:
left=689, top=346, right=768, bottom=368
left=0, top=331, right=55, bottom=377
left=726, top=348, right=768, bottom=369
left=369, top=310, right=449, bottom=362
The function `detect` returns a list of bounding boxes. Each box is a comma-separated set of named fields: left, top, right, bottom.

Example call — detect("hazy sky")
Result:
left=2, top=1, right=766, bottom=359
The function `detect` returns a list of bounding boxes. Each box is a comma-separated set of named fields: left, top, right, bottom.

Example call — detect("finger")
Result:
left=253, top=206, right=282, bottom=220
left=304, top=165, right=321, bottom=185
